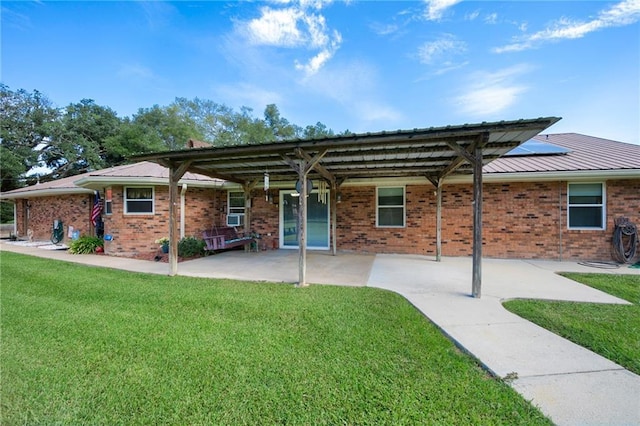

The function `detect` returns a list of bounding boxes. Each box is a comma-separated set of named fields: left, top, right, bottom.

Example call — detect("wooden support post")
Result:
left=242, top=181, right=257, bottom=251
left=331, top=180, right=337, bottom=256
left=435, top=180, right=443, bottom=262
left=427, top=176, right=443, bottom=262
left=471, top=143, right=483, bottom=298
left=298, top=170, right=308, bottom=287
left=283, top=148, right=329, bottom=287
left=168, top=161, right=191, bottom=276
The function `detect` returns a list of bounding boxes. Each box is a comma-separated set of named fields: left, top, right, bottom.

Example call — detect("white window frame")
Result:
left=124, top=186, right=155, bottom=215
left=376, top=186, right=406, bottom=228
left=104, top=187, right=112, bottom=215
left=227, top=191, right=245, bottom=226
left=567, top=182, right=606, bottom=230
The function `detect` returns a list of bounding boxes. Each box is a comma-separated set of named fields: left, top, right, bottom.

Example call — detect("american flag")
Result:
left=91, top=191, right=103, bottom=226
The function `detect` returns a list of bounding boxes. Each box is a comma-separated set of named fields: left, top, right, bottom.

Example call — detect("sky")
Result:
left=2, top=0, right=639, bottom=144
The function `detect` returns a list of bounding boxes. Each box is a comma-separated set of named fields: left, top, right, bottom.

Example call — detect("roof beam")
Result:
left=188, top=165, right=246, bottom=184
left=295, top=148, right=334, bottom=184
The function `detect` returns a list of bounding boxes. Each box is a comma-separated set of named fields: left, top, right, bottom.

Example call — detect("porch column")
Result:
left=282, top=148, right=327, bottom=287
left=436, top=181, right=443, bottom=262
left=427, top=176, right=443, bottom=262
left=330, top=180, right=337, bottom=256
left=168, top=161, right=191, bottom=276
left=446, top=135, right=487, bottom=298
left=298, top=174, right=308, bottom=286
left=242, top=181, right=257, bottom=251
left=471, top=143, right=483, bottom=298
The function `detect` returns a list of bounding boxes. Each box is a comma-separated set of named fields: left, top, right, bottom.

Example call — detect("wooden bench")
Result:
left=202, top=227, right=254, bottom=252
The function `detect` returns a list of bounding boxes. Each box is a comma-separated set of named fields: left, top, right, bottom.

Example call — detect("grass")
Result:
left=1, top=251, right=551, bottom=425
left=504, top=273, right=640, bottom=375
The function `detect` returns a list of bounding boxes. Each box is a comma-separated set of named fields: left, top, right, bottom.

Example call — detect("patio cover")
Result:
left=133, top=117, right=561, bottom=297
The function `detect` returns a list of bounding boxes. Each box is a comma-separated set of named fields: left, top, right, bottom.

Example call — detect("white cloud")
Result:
left=214, top=83, right=283, bottom=112
left=417, top=34, right=466, bottom=64
left=370, top=22, right=400, bottom=36
left=299, top=60, right=404, bottom=128
left=246, top=7, right=304, bottom=47
left=465, top=10, right=480, bottom=21
left=484, top=13, right=498, bottom=25
left=432, top=61, right=469, bottom=76
left=423, top=0, right=462, bottom=21
left=239, top=1, right=342, bottom=76
left=494, top=0, right=640, bottom=53
left=117, top=64, right=159, bottom=81
left=454, top=65, right=531, bottom=117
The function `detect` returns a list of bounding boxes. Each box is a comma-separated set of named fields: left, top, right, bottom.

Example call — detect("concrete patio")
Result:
left=2, top=241, right=640, bottom=425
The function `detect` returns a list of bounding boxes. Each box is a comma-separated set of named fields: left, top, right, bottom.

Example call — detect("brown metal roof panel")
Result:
left=487, top=133, right=640, bottom=173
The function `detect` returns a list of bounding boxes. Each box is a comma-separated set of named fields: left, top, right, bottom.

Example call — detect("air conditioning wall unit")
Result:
left=226, top=214, right=243, bottom=227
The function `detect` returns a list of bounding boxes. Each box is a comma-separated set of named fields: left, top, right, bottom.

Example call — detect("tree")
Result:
left=0, top=84, right=59, bottom=191
left=40, top=99, right=122, bottom=179
left=131, top=104, right=204, bottom=151
left=263, top=104, right=297, bottom=141
left=301, top=122, right=335, bottom=139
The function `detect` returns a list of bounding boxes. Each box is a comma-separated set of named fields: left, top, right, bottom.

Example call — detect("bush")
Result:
left=0, top=201, right=14, bottom=224
left=68, top=236, right=104, bottom=254
left=178, top=236, right=205, bottom=258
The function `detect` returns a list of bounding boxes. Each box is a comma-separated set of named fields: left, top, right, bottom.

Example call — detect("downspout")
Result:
left=180, top=183, right=187, bottom=239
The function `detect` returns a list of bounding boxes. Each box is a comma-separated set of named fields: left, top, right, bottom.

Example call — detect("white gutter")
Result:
left=340, top=168, right=640, bottom=187
left=0, top=187, right=94, bottom=200
left=73, top=176, right=226, bottom=190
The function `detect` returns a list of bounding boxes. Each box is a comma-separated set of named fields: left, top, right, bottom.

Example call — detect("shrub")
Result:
left=178, top=236, right=205, bottom=258
left=68, top=236, right=104, bottom=254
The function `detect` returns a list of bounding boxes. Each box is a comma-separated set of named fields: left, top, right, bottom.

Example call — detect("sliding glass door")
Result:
left=280, top=190, right=329, bottom=249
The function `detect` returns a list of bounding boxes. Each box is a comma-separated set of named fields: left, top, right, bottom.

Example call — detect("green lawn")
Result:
left=1, top=251, right=550, bottom=425
left=504, top=273, right=640, bottom=375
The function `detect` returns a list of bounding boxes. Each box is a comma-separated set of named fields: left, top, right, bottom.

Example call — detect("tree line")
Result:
left=0, top=84, right=345, bottom=193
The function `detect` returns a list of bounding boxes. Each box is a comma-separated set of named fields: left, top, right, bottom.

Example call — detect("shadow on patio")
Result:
left=178, top=249, right=376, bottom=286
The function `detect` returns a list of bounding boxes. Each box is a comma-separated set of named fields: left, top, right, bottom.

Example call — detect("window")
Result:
left=104, top=187, right=112, bottom=215
left=124, top=187, right=154, bottom=214
left=377, top=187, right=405, bottom=227
left=568, top=183, right=605, bottom=229
left=228, top=191, right=245, bottom=226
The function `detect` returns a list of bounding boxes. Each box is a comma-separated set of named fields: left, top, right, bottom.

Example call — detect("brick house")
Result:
left=2, top=133, right=639, bottom=263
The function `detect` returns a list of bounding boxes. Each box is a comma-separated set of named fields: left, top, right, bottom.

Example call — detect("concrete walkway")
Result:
left=368, top=255, right=640, bottom=426
left=2, top=241, right=639, bottom=425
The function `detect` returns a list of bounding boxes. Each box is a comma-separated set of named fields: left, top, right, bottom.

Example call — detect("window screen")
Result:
left=377, top=187, right=405, bottom=227
left=568, top=183, right=604, bottom=229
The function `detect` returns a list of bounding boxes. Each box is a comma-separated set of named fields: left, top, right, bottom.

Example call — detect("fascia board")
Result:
left=0, top=187, right=94, bottom=200
left=335, top=169, right=640, bottom=187
left=448, top=169, right=640, bottom=184
left=73, top=176, right=226, bottom=190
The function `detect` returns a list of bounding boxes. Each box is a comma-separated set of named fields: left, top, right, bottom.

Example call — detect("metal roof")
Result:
left=132, top=117, right=561, bottom=184
left=485, top=133, right=640, bottom=174
left=0, top=162, right=221, bottom=199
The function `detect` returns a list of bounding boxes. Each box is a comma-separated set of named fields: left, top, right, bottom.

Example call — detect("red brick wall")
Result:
left=13, top=178, right=639, bottom=262
left=562, top=179, right=640, bottom=261
left=249, top=192, right=280, bottom=250
left=14, top=194, right=94, bottom=243
left=334, top=179, right=639, bottom=262
left=103, top=186, right=221, bottom=257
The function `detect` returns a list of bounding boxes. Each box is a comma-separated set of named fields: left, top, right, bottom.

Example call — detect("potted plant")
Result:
left=155, top=237, right=170, bottom=253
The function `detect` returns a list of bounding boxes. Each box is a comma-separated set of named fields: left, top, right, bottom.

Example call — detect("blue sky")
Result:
left=2, top=0, right=639, bottom=144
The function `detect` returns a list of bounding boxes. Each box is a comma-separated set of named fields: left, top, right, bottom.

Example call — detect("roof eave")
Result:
left=74, top=176, right=226, bottom=190
left=449, top=168, right=640, bottom=183
left=0, top=187, right=95, bottom=200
